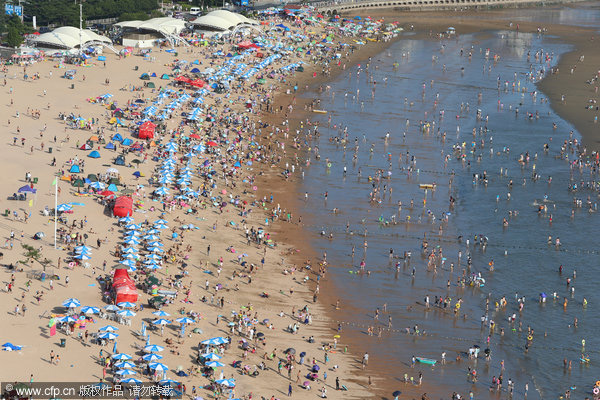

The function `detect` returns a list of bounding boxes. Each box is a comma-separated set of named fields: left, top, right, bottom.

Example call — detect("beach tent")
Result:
left=107, top=183, right=119, bottom=192
left=79, top=143, right=92, bottom=150
left=122, top=138, right=133, bottom=146
left=113, top=196, right=133, bottom=218
left=72, top=179, right=85, bottom=187
left=87, top=174, right=98, bottom=182
left=88, top=150, right=101, bottom=158
left=114, top=155, right=126, bottom=166
left=190, top=67, right=200, bottom=73
left=112, top=133, right=124, bottom=142
left=140, top=73, right=150, bottom=80
left=160, top=74, right=170, bottom=80
left=105, top=142, right=116, bottom=150
left=190, top=79, right=205, bottom=88
left=112, top=268, right=138, bottom=304
left=139, top=121, right=156, bottom=140
left=2, top=343, right=22, bottom=351
left=69, top=165, right=81, bottom=173
left=175, top=76, right=191, bottom=84
left=150, top=72, right=157, bottom=77
left=18, top=185, right=36, bottom=194
left=147, top=82, right=156, bottom=88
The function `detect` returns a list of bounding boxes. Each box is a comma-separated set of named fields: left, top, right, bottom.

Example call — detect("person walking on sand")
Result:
left=288, top=383, right=292, bottom=396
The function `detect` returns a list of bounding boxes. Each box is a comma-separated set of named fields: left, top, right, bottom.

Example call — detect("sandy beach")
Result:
left=0, top=3, right=598, bottom=400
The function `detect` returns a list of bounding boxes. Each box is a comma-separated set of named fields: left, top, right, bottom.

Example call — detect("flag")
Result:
left=52, top=177, right=57, bottom=186
left=113, top=340, right=118, bottom=354
left=49, top=318, right=57, bottom=336
left=28, top=200, right=33, bottom=207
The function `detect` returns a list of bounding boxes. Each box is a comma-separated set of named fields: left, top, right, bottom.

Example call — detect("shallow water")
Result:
left=298, top=30, right=600, bottom=398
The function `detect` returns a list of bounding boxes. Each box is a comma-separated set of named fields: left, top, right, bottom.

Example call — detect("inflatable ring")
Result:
left=596, top=381, right=600, bottom=388
left=527, top=335, right=533, bottom=341
left=593, top=387, right=599, bottom=395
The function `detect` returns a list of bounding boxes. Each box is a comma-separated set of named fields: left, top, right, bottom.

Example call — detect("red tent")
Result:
left=175, top=75, right=192, bottom=84
left=138, top=121, right=156, bottom=140
left=113, top=268, right=138, bottom=304
left=237, top=41, right=259, bottom=50
left=113, top=196, right=133, bottom=217
left=190, top=79, right=205, bottom=88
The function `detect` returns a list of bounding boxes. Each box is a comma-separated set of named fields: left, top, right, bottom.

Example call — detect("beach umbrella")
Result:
left=146, top=254, right=162, bottom=260
left=147, top=246, right=164, bottom=253
left=144, top=344, right=164, bottom=353
left=149, top=362, right=169, bottom=371
left=158, top=379, right=179, bottom=386
left=114, top=369, right=136, bottom=376
left=62, top=298, right=81, bottom=308
left=152, top=318, right=172, bottom=325
left=117, top=302, right=136, bottom=308
left=285, top=348, right=296, bottom=355
left=147, top=241, right=163, bottom=247
left=145, top=231, right=161, bottom=236
left=146, top=264, right=162, bottom=270
left=121, top=378, right=142, bottom=384
left=155, top=187, right=170, bottom=195
left=215, top=379, right=235, bottom=387
left=154, top=219, right=168, bottom=224
left=99, top=325, right=119, bottom=332
left=56, top=204, right=73, bottom=212
left=119, top=259, right=137, bottom=267
left=74, top=253, right=92, bottom=260
left=175, top=317, right=194, bottom=324
left=74, top=245, right=92, bottom=252
left=123, top=238, right=141, bottom=245
left=152, top=310, right=170, bottom=317
left=1, top=342, right=22, bottom=351
left=114, top=361, right=136, bottom=369
left=104, top=305, right=120, bottom=312
left=112, top=353, right=132, bottom=360
left=58, top=315, right=78, bottom=323
left=142, top=353, right=163, bottom=362
left=116, top=310, right=136, bottom=318
left=153, top=224, right=168, bottom=230
left=201, top=352, right=222, bottom=361
left=125, top=224, right=141, bottom=230
left=122, top=247, right=138, bottom=254
left=81, top=306, right=100, bottom=314
left=90, top=182, right=106, bottom=190
left=75, top=248, right=92, bottom=255
left=119, top=216, right=134, bottom=223
left=393, top=391, right=402, bottom=397
left=98, top=332, right=119, bottom=340
left=205, top=361, right=225, bottom=368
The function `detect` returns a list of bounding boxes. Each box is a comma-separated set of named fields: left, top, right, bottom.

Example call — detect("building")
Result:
left=114, top=17, right=188, bottom=48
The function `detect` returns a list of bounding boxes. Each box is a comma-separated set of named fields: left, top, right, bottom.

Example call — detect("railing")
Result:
left=313, top=0, right=585, bottom=11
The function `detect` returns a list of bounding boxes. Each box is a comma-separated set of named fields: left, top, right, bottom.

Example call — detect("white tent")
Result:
left=115, top=17, right=188, bottom=47
left=190, top=10, right=258, bottom=33
left=30, top=26, right=112, bottom=50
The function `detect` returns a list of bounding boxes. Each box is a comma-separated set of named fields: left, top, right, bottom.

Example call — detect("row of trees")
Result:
left=26, top=0, right=159, bottom=27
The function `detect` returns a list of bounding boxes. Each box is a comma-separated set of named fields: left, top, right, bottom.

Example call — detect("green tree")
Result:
left=6, top=25, right=22, bottom=47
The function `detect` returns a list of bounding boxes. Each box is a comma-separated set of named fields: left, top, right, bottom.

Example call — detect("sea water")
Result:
left=298, top=29, right=600, bottom=398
